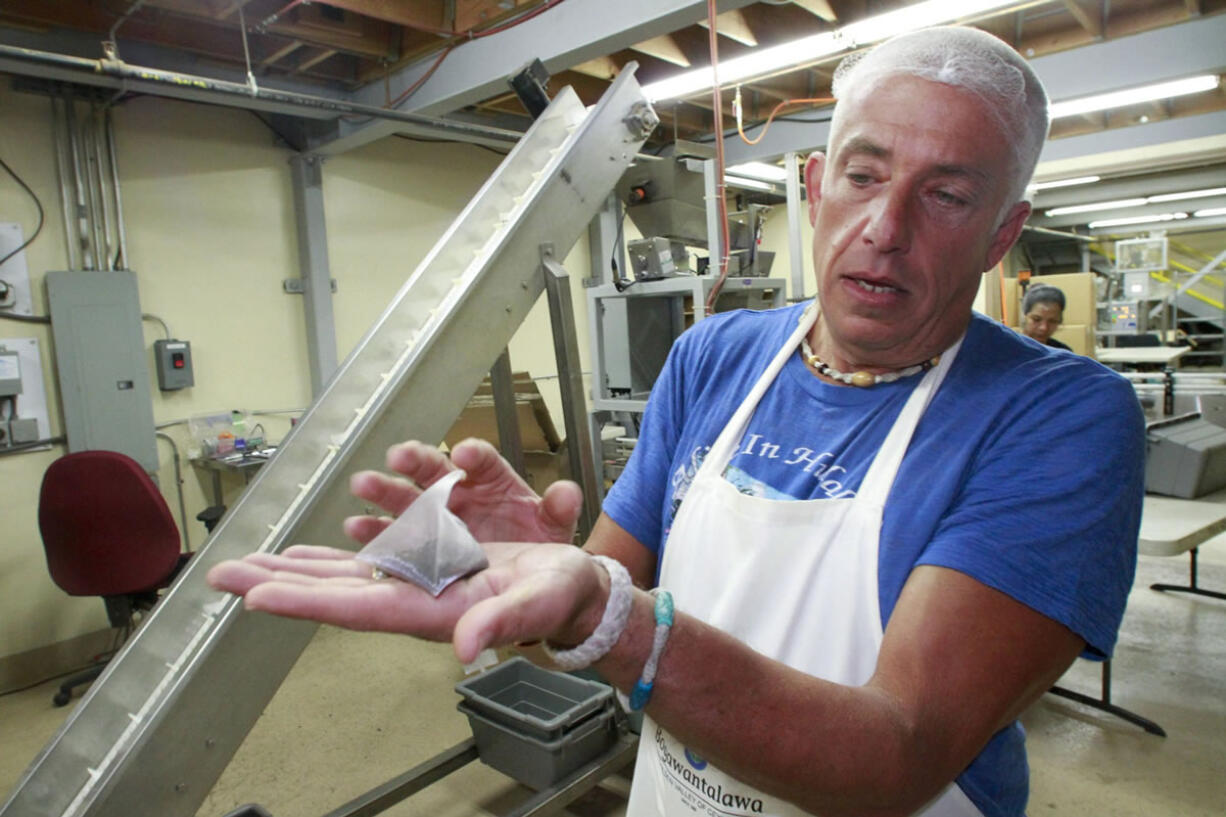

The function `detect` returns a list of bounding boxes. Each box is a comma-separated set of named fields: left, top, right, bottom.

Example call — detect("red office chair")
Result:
left=38, top=450, right=191, bottom=706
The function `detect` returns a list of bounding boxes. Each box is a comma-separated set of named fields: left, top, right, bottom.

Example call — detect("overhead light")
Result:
left=1049, top=74, right=1221, bottom=119
left=724, top=175, right=775, bottom=192
left=1088, top=212, right=1188, bottom=229
left=726, top=161, right=790, bottom=182
left=641, top=0, right=1022, bottom=102
left=1027, top=175, right=1100, bottom=191
left=1194, top=207, right=1226, bottom=218
left=1045, top=186, right=1226, bottom=217
left=1045, top=198, right=1147, bottom=216
left=1147, top=186, right=1226, bottom=203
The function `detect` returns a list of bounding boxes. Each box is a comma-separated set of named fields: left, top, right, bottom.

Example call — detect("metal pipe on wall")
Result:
left=50, top=96, right=80, bottom=270
left=91, top=106, right=118, bottom=270
left=82, top=109, right=112, bottom=270
left=0, top=44, right=518, bottom=147
left=104, top=109, right=130, bottom=270
left=62, top=94, right=96, bottom=269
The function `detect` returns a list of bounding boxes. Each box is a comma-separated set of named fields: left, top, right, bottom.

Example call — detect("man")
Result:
left=209, top=26, right=1144, bottom=817
left=1021, top=284, right=1071, bottom=349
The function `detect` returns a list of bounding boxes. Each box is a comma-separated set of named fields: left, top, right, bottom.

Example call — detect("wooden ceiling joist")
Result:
left=305, top=0, right=447, bottom=30
left=260, top=40, right=303, bottom=67
left=789, top=0, right=838, bottom=23
left=1061, top=0, right=1103, bottom=37
left=631, top=34, right=692, bottom=67
left=571, top=55, right=620, bottom=81
left=697, top=10, right=758, bottom=46
left=293, top=47, right=338, bottom=74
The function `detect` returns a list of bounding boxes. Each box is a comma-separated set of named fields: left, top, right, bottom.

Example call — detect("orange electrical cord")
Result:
left=735, top=96, right=833, bottom=145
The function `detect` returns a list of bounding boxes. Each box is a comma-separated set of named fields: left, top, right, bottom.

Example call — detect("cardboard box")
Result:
left=443, top=372, right=569, bottom=494
left=1052, top=324, right=1097, bottom=358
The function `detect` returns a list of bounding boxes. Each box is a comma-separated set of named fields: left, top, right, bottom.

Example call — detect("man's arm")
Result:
left=580, top=518, right=1083, bottom=817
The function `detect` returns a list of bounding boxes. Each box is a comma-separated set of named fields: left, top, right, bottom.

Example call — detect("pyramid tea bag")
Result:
left=355, top=469, right=488, bottom=596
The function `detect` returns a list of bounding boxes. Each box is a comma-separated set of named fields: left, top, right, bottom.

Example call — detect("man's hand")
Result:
left=206, top=541, right=609, bottom=663
left=343, top=439, right=582, bottom=546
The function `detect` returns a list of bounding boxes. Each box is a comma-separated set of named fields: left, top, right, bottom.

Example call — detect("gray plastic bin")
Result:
left=455, top=657, right=617, bottom=789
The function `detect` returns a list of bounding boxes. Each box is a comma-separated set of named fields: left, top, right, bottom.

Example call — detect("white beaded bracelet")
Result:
left=542, top=555, right=634, bottom=671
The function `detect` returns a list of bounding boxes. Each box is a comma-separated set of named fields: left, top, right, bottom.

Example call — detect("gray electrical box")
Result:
left=46, top=270, right=158, bottom=471
left=0, top=347, right=20, bottom=397
left=1145, top=413, right=1226, bottom=499
left=154, top=339, right=194, bottom=390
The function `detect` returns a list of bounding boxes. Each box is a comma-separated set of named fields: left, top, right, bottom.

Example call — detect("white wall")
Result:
left=0, top=86, right=593, bottom=671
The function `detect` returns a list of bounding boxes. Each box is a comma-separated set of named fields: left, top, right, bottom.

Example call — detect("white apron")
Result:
left=625, top=306, right=982, bottom=817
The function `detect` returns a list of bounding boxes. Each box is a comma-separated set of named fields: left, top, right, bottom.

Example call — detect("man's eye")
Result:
left=846, top=173, right=873, bottom=185
left=933, top=190, right=969, bottom=206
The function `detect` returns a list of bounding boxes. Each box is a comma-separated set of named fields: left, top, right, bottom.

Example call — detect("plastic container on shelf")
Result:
left=454, top=656, right=617, bottom=789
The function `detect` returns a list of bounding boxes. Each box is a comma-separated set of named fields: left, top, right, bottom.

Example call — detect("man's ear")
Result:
left=804, top=152, right=826, bottom=227
left=984, top=200, right=1031, bottom=271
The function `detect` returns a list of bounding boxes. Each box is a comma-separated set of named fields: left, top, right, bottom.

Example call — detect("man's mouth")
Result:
left=851, top=277, right=900, bottom=295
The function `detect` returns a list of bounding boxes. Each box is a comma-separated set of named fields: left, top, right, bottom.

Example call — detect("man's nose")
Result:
left=862, top=188, right=911, bottom=253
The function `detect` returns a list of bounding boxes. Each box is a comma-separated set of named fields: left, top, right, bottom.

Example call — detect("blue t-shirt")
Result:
left=603, top=303, right=1145, bottom=817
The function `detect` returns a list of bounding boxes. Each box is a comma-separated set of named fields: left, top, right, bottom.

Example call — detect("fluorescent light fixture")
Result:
left=641, top=0, right=1021, bottom=102
left=1194, top=207, right=1226, bottom=218
left=1045, top=198, right=1147, bottom=217
left=724, top=175, right=775, bottom=192
left=726, top=161, right=790, bottom=182
left=1088, top=212, right=1188, bottom=229
left=1049, top=74, right=1221, bottom=119
left=1147, top=186, right=1226, bottom=203
left=1027, top=175, right=1100, bottom=191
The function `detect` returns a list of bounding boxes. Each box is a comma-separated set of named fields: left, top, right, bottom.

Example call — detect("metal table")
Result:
left=1048, top=488, right=1226, bottom=736
left=228, top=731, right=638, bottom=817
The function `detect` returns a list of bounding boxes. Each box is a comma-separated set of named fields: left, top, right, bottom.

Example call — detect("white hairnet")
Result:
left=830, top=26, right=1049, bottom=206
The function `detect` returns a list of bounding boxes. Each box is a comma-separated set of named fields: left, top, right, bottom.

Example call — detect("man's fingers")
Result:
left=281, top=544, right=359, bottom=560
left=237, top=551, right=372, bottom=580
left=244, top=580, right=462, bottom=640
left=385, top=441, right=456, bottom=487
left=450, top=438, right=518, bottom=487
left=207, top=560, right=277, bottom=595
left=540, top=481, right=583, bottom=536
left=350, top=471, right=421, bottom=516
left=343, top=515, right=393, bottom=545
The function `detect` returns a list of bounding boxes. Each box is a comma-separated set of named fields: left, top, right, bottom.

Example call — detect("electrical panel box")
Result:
left=45, top=270, right=158, bottom=471
left=0, top=348, right=20, bottom=397
left=154, top=339, right=194, bottom=390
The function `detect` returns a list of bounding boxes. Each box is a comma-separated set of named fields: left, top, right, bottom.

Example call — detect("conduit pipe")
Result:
left=0, top=44, right=519, bottom=146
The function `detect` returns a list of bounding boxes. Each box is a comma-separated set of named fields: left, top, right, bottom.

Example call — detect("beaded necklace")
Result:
left=799, top=333, right=940, bottom=387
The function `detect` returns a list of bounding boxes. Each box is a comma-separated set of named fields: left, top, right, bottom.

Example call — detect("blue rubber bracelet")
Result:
left=629, top=589, right=674, bottom=711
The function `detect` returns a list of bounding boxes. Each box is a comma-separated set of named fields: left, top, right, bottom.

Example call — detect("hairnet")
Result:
left=830, top=26, right=1049, bottom=205
left=1023, top=284, right=1066, bottom=314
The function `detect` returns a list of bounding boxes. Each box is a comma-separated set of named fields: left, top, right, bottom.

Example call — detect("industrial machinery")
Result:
left=588, top=144, right=786, bottom=486
left=2, top=69, right=655, bottom=817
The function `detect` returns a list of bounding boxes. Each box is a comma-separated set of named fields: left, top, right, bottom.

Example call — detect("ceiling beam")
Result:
left=632, top=34, right=693, bottom=66
left=789, top=0, right=838, bottom=22
left=723, top=14, right=1226, bottom=167
left=305, top=0, right=447, bottom=30
left=294, top=48, right=338, bottom=74
left=260, top=40, right=303, bottom=68
left=697, top=10, right=758, bottom=46
left=570, top=55, right=621, bottom=80
left=1060, top=0, right=1102, bottom=38
left=309, top=0, right=758, bottom=155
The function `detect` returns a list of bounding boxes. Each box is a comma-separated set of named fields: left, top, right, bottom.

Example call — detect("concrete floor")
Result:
left=3, top=545, right=1223, bottom=817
